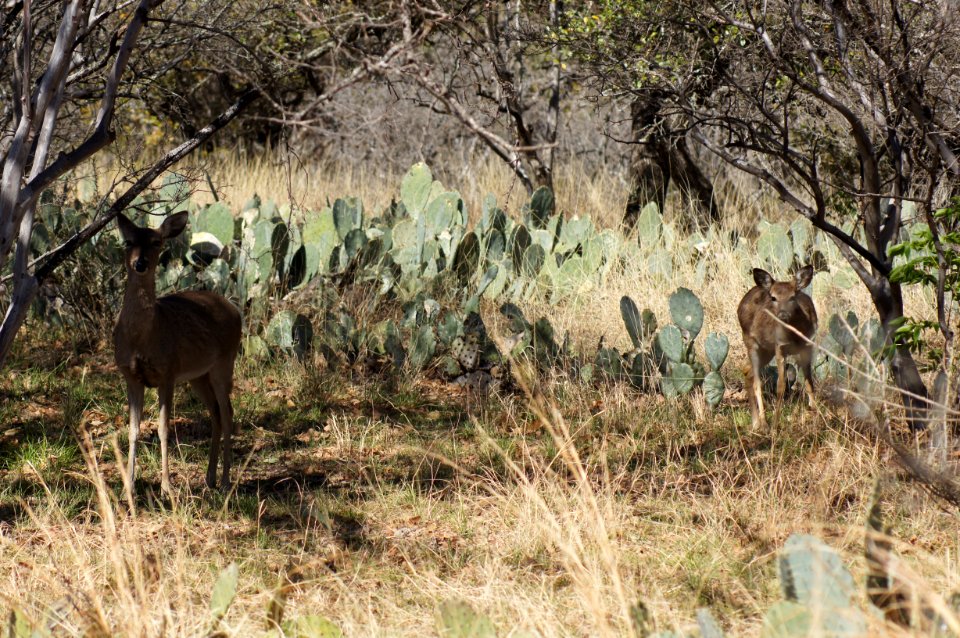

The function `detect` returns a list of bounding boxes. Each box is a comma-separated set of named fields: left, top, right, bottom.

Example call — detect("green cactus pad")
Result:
left=521, top=244, right=545, bottom=278
left=668, top=287, right=704, bottom=339
left=332, top=197, right=362, bottom=240
left=789, top=218, right=812, bottom=261
left=620, top=296, right=643, bottom=349
left=628, top=352, right=656, bottom=391
left=528, top=186, right=555, bottom=229
left=703, top=371, right=725, bottom=407
left=195, top=202, right=234, bottom=247
left=302, top=208, right=338, bottom=278
left=425, top=192, right=462, bottom=237
left=705, top=332, right=729, bottom=370
left=252, top=219, right=276, bottom=281
left=757, top=222, right=793, bottom=273
left=779, top=534, right=858, bottom=607
left=595, top=347, right=624, bottom=379
left=656, top=325, right=685, bottom=363
left=484, top=229, right=506, bottom=264
left=647, top=249, right=673, bottom=279
left=696, top=609, right=725, bottom=638
left=510, top=225, right=532, bottom=273
left=661, top=362, right=691, bottom=398
left=400, top=162, right=434, bottom=217
left=343, top=228, right=367, bottom=260
left=636, top=201, right=662, bottom=245
left=408, top=324, right=436, bottom=371
left=828, top=313, right=856, bottom=354
left=452, top=232, right=480, bottom=283
left=558, top=215, right=593, bottom=250
left=499, top=302, right=530, bottom=335
left=437, top=600, right=496, bottom=638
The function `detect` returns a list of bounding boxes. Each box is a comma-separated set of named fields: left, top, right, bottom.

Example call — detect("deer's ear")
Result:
left=160, top=211, right=188, bottom=239
left=753, top=268, right=774, bottom=290
left=116, top=214, right=138, bottom=243
left=795, top=265, right=814, bottom=289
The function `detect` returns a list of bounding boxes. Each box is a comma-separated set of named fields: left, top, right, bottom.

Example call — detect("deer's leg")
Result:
left=749, top=346, right=771, bottom=430
left=190, top=376, right=221, bottom=490
left=124, top=375, right=145, bottom=488
left=158, top=383, right=174, bottom=496
left=797, top=348, right=816, bottom=409
left=210, top=366, right=235, bottom=491
left=773, top=344, right=787, bottom=428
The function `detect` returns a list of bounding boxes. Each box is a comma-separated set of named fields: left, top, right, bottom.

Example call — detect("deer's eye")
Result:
left=124, top=240, right=133, bottom=248
left=150, top=239, right=161, bottom=248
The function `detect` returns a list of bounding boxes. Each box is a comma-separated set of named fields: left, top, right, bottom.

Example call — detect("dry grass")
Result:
left=1, top=154, right=956, bottom=637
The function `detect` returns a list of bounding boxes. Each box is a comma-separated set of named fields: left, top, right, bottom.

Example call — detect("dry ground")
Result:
left=0, top=156, right=956, bottom=637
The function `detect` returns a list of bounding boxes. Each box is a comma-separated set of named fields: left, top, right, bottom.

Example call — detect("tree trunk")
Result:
left=622, top=95, right=718, bottom=232
left=870, top=276, right=930, bottom=430
left=623, top=96, right=669, bottom=231
left=671, top=137, right=720, bottom=229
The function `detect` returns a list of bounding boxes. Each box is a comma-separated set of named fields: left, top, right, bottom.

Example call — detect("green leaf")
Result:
left=209, top=562, right=239, bottom=623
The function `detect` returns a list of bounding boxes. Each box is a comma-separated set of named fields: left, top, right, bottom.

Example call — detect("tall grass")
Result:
left=2, top=152, right=954, bottom=636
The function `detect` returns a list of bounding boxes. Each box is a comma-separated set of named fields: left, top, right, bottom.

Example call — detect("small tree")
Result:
left=566, top=0, right=960, bottom=425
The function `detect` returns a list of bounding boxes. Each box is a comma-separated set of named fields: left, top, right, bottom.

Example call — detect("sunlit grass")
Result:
left=1, top=156, right=953, bottom=636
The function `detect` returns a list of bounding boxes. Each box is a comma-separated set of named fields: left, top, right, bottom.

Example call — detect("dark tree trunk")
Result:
left=870, top=276, right=930, bottom=429
left=622, top=95, right=718, bottom=232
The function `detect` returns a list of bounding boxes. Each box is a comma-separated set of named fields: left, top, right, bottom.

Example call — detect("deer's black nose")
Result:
left=134, top=257, right=148, bottom=272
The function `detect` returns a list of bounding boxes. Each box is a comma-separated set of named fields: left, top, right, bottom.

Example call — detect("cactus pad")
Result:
left=669, top=287, right=704, bottom=339
left=705, top=332, right=729, bottom=370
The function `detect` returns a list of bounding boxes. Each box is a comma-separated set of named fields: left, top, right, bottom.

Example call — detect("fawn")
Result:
left=737, top=265, right=818, bottom=429
left=114, top=211, right=242, bottom=495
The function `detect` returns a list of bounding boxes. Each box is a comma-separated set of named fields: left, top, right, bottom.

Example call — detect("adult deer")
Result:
left=737, top=265, right=818, bottom=429
left=114, top=211, right=242, bottom=495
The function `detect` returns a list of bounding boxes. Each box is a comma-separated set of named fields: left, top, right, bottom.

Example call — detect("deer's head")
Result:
left=116, top=212, right=187, bottom=275
left=753, top=265, right=814, bottom=323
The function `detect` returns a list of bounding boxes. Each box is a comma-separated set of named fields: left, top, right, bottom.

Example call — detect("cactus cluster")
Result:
left=586, top=290, right=728, bottom=404
left=118, top=163, right=632, bottom=371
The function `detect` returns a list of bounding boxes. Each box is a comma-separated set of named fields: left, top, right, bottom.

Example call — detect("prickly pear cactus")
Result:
left=703, top=371, right=725, bottom=407
left=526, top=186, right=555, bottom=229
left=757, top=222, right=793, bottom=273
left=400, top=162, right=434, bottom=218
left=194, top=202, right=234, bottom=247
left=668, top=287, right=704, bottom=340
left=705, top=332, right=729, bottom=370
left=662, top=362, right=695, bottom=398
left=761, top=534, right=867, bottom=638
left=656, top=325, right=685, bottom=363
left=636, top=201, right=662, bottom=245
left=437, top=600, right=496, bottom=638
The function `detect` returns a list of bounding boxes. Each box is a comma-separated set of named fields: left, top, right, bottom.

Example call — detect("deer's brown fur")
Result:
left=114, top=211, right=241, bottom=494
left=737, top=265, right=818, bottom=429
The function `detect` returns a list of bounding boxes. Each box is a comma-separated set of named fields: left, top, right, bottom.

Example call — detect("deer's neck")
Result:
left=119, top=272, right=158, bottom=333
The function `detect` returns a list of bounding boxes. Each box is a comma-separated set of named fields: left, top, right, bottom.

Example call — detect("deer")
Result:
left=737, top=265, right=818, bottom=429
left=114, top=211, right=242, bottom=496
